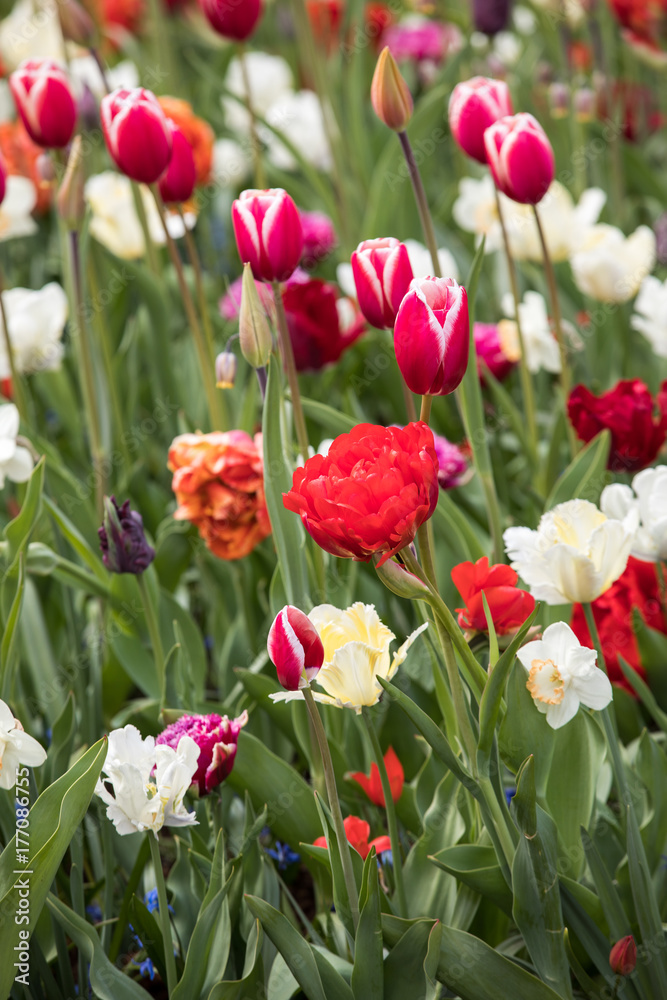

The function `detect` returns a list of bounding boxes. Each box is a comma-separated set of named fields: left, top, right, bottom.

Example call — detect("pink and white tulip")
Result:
left=484, top=113, right=555, bottom=205
left=101, top=88, right=173, bottom=185
left=393, top=276, right=469, bottom=395
left=232, top=188, right=303, bottom=283
left=448, top=76, right=513, bottom=164
left=350, top=237, right=414, bottom=330
left=9, top=59, right=77, bottom=149
left=268, top=606, right=325, bottom=691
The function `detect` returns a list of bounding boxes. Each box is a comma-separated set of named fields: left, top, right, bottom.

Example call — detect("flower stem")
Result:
left=137, top=573, right=166, bottom=711
left=479, top=776, right=516, bottom=871
left=362, top=709, right=407, bottom=917
left=271, top=280, right=310, bottom=460
left=398, top=131, right=440, bottom=277
left=238, top=43, right=266, bottom=189
left=131, top=182, right=160, bottom=277
left=148, top=833, right=178, bottom=996
left=302, top=686, right=359, bottom=931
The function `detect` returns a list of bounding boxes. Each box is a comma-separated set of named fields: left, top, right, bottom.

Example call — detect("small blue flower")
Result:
left=136, top=956, right=155, bottom=981
left=377, top=849, right=393, bottom=868
left=86, top=903, right=103, bottom=924
left=143, top=888, right=173, bottom=914
left=505, top=787, right=516, bottom=808
left=265, top=841, right=300, bottom=870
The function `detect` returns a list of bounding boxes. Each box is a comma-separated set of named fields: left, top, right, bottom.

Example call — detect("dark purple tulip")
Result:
left=471, top=0, right=512, bottom=34
left=98, top=496, right=155, bottom=574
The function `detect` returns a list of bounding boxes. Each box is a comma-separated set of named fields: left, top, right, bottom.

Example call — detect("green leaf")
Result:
left=617, top=655, right=667, bottom=736
left=429, top=845, right=513, bottom=915
left=207, top=919, right=264, bottom=1000
left=403, top=772, right=463, bottom=924
left=313, top=793, right=356, bottom=937
left=128, top=896, right=168, bottom=984
left=42, top=495, right=109, bottom=582
left=0, top=553, right=25, bottom=700
left=625, top=803, right=667, bottom=992
left=299, top=397, right=357, bottom=436
left=433, top=491, right=487, bottom=562
left=544, top=430, right=610, bottom=510
left=383, top=917, right=437, bottom=1000
left=4, top=457, right=45, bottom=568
left=499, top=661, right=556, bottom=798
left=351, top=849, right=383, bottom=1000
left=45, top=691, right=77, bottom=784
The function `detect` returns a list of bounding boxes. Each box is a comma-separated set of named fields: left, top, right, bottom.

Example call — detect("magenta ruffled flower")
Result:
left=156, top=711, right=248, bottom=795
left=383, top=17, right=462, bottom=66
left=473, top=322, right=515, bottom=383
left=432, top=432, right=470, bottom=490
left=299, top=210, right=338, bottom=267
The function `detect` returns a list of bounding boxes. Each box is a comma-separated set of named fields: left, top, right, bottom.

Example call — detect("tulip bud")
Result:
left=484, top=113, right=555, bottom=205
left=231, top=188, right=303, bottom=283
left=573, top=87, right=595, bottom=122
left=394, top=276, right=469, bottom=396
left=98, top=496, right=155, bottom=575
left=158, top=121, right=196, bottom=203
left=371, top=46, right=413, bottom=132
left=448, top=76, right=513, bottom=164
left=350, top=237, right=414, bottom=330
left=267, top=605, right=324, bottom=691
left=57, top=136, right=85, bottom=230
left=373, top=553, right=431, bottom=599
left=215, top=351, right=237, bottom=389
left=9, top=59, right=78, bottom=149
left=548, top=82, right=570, bottom=118
left=472, top=0, right=512, bottom=34
left=239, top=262, right=273, bottom=367
left=101, top=88, right=173, bottom=185
left=609, top=936, right=637, bottom=977
left=198, top=0, right=263, bottom=39
left=58, top=0, right=96, bottom=45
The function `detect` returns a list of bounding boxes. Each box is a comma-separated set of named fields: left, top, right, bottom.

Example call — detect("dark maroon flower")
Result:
left=98, top=496, right=155, bottom=574
left=471, top=0, right=512, bottom=35
left=156, top=711, right=248, bottom=795
left=282, top=272, right=366, bottom=371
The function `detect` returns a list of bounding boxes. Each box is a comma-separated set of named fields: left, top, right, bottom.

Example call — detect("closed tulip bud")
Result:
left=239, top=262, right=273, bottom=367
left=9, top=59, right=77, bottom=149
left=573, top=87, right=595, bottom=122
left=215, top=351, right=237, bottom=388
left=394, top=276, right=469, bottom=396
left=231, top=188, right=303, bottom=283
left=101, top=88, right=173, bottom=185
left=548, top=82, right=570, bottom=118
left=448, top=76, right=513, bottom=164
left=198, top=0, right=263, bottom=39
left=371, top=46, right=413, bottom=131
left=267, top=605, right=324, bottom=691
left=484, top=113, right=555, bottom=205
left=609, top=936, right=637, bottom=977
left=58, top=0, right=95, bottom=45
left=57, top=135, right=85, bottom=230
left=158, top=121, right=196, bottom=203
left=373, top=553, right=430, bottom=599
left=472, top=0, right=512, bottom=34
left=350, top=237, right=414, bottom=330
left=98, top=496, right=155, bottom=575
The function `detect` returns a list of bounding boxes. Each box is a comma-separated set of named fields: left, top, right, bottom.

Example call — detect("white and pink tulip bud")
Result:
left=350, top=237, right=414, bottom=330
left=484, top=113, right=555, bottom=205
left=267, top=606, right=324, bottom=691
left=393, top=276, right=469, bottom=396
left=232, top=188, right=304, bottom=283
left=9, top=59, right=78, bottom=149
left=101, top=88, right=173, bottom=185
left=448, top=76, right=513, bottom=164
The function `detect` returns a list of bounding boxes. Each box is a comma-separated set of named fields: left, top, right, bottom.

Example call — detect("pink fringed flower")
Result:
left=156, top=711, right=248, bottom=795
left=432, top=432, right=470, bottom=489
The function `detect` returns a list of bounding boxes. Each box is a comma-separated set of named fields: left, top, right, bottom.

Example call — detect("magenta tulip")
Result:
left=9, top=59, right=77, bottom=149
left=394, top=276, right=469, bottom=395
left=350, top=237, right=414, bottom=330
left=267, top=606, right=324, bottom=691
left=448, top=76, right=513, bottom=164
left=484, top=113, right=555, bottom=205
left=101, top=88, right=173, bottom=185
left=232, top=188, right=303, bottom=283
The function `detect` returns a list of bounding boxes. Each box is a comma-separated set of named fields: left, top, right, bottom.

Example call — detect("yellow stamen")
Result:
left=527, top=658, right=565, bottom=705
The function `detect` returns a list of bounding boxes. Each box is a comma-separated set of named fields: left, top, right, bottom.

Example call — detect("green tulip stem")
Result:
left=303, top=686, right=359, bottom=932
left=148, top=833, right=178, bottom=996
left=137, top=573, right=166, bottom=712
left=397, top=130, right=441, bottom=277
left=271, top=281, right=310, bottom=462
left=362, top=709, right=407, bottom=917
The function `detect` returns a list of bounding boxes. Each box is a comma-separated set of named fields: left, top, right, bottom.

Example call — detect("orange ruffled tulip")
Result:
left=168, top=430, right=271, bottom=560
left=157, top=97, right=214, bottom=186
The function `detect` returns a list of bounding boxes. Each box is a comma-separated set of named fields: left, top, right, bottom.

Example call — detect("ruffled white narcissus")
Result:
left=0, top=403, right=33, bottom=489
left=0, top=698, right=46, bottom=788
left=517, top=621, right=613, bottom=729
left=601, top=467, right=667, bottom=562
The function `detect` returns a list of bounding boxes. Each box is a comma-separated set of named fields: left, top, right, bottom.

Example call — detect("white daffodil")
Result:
left=404, top=239, right=459, bottom=282
left=601, top=467, right=667, bottom=562
left=504, top=499, right=637, bottom=605
left=270, top=603, right=427, bottom=713
left=0, top=176, right=38, bottom=243
left=95, top=725, right=199, bottom=837
left=631, top=275, right=667, bottom=358
left=0, top=699, right=46, bottom=789
left=262, top=90, right=333, bottom=172
left=570, top=224, right=656, bottom=303
left=211, top=138, right=251, bottom=189
left=222, top=51, right=293, bottom=135
left=0, top=0, right=65, bottom=70
left=517, top=621, right=613, bottom=729
left=499, top=291, right=562, bottom=374
left=0, top=283, right=68, bottom=379
left=0, top=403, right=33, bottom=489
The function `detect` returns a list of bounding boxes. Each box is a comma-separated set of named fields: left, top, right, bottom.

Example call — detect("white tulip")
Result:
left=0, top=404, right=33, bottom=489
left=404, top=239, right=459, bottom=282
left=0, top=283, right=68, bottom=379
left=499, top=291, right=562, bottom=374
left=570, top=224, right=656, bottom=303
left=0, top=698, right=46, bottom=788
left=0, top=176, right=38, bottom=243
left=262, top=90, right=332, bottom=172
left=223, top=52, right=293, bottom=135
left=631, top=275, right=667, bottom=358
left=601, top=466, right=667, bottom=562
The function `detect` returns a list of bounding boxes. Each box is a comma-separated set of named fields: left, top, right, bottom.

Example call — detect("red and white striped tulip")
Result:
left=232, top=188, right=303, bottom=283
left=158, top=121, right=196, bottom=203
left=394, top=276, right=469, bottom=396
left=198, top=0, right=263, bottom=40
left=484, top=113, right=555, bottom=205
left=267, top=606, right=324, bottom=691
left=101, top=88, right=173, bottom=185
left=9, top=59, right=77, bottom=149
left=350, top=237, right=414, bottom=330
left=448, top=76, right=513, bottom=164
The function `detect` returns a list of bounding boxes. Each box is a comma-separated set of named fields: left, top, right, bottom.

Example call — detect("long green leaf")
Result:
left=351, top=849, right=383, bottom=1000
left=5, top=457, right=45, bottom=568
left=544, top=430, right=610, bottom=510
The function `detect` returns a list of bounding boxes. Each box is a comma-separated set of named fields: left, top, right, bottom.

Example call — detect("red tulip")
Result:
left=567, top=379, right=667, bottom=473
left=314, top=815, right=392, bottom=859
left=350, top=237, right=414, bottom=330
left=393, top=276, right=469, bottom=396
left=349, top=747, right=404, bottom=806
left=609, top=936, right=637, bottom=977
left=101, top=88, right=173, bottom=184
left=267, top=606, right=324, bottom=691
left=158, top=121, right=196, bottom=203
left=198, top=0, right=263, bottom=40
left=232, top=188, right=303, bottom=283
left=448, top=76, right=513, bottom=164
left=9, top=59, right=77, bottom=149
left=282, top=272, right=366, bottom=371
left=484, top=113, right=555, bottom=205
left=451, top=557, right=535, bottom=635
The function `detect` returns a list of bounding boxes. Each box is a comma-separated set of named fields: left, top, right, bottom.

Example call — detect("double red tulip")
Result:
left=158, top=121, right=196, bottom=203
left=349, top=747, right=404, bottom=807
left=198, top=0, right=263, bottom=39
left=283, top=273, right=366, bottom=371
left=451, top=557, right=535, bottom=635
left=267, top=606, right=324, bottom=691
left=232, top=188, right=304, bottom=283
left=314, top=815, right=392, bottom=859
left=101, top=88, right=173, bottom=184
left=393, top=276, right=469, bottom=396
left=350, top=237, right=414, bottom=330
left=484, top=113, right=555, bottom=205
left=9, top=59, right=77, bottom=149
left=448, top=76, right=513, bottom=164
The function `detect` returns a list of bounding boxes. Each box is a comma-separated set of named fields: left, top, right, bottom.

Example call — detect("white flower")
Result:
left=531, top=0, right=586, bottom=27
left=262, top=90, right=332, bottom=172
left=631, top=275, right=667, bottom=358
left=0, top=283, right=68, bottom=379
left=336, top=262, right=355, bottom=300
left=404, top=239, right=459, bottom=282
left=504, top=498, right=637, bottom=605
left=223, top=52, right=293, bottom=135
left=68, top=53, right=139, bottom=101
left=570, top=224, right=656, bottom=303
left=0, top=403, right=33, bottom=489
left=211, top=138, right=251, bottom=189
left=513, top=6, right=537, bottom=34
left=492, top=31, right=522, bottom=67
left=270, top=603, right=427, bottom=713
left=95, top=725, right=199, bottom=837
left=0, top=0, right=65, bottom=70
left=601, top=467, right=667, bottom=562
left=517, top=622, right=612, bottom=729
left=499, top=291, right=561, bottom=374
left=0, top=698, right=46, bottom=788
left=0, top=176, right=38, bottom=243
